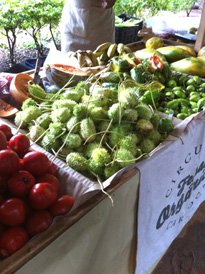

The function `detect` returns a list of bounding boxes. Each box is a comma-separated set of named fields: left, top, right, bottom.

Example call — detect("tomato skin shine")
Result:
left=8, top=133, right=30, bottom=157
left=0, top=227, right=29, bottom=257
left=0, top=130, right=7, bottom=150
left=7, top=170, right=35, bottom=198
left=0, top=124, right=13, bottom=141
left=0, top=149, right=20, bottom=176
left=25, top=210, right=53, bottom=236
left=49, top=195, right=74, bottom=217
left=0, top=198, right=26, bottom=226
left=22, top=151, right=50, bottom=177
left=29, top=183, right=57, bottom=210
left=36, top=173, right=61, bottom=193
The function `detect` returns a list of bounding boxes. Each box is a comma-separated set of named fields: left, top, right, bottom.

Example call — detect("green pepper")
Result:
left=200, top=83, right=205, bottom=89
left=197, top=98, right=205, bottom=110
left=141, top=89, right=161, bottom=105
left=177, top=113, right=189, bottom=120
left=198, top=87, right=205, bottom=93
left=186, top=85, right=196, bottom=93
left=179, top=99, right=190, bottom=107
left=192, top=108, right=199, bottom=113
left=165, top=91, right=175, bottom=99
left=189, top=101, right=197, bottom=109
left=179, top=75, right=189, bottom=87
left=166, top=98, right=190, bottom=110
left=167, top=79, right=177, bottom=88
left=186, top=78, right=195, bottom=86
left=166, top=99, right=180, bottom=110
left=190, top=91, right=199, bottom=97
left=189, top=95, right=201, bottom=102
left=181, top=106, right=189, bottom=114
left=173, top=89, right=186, bottom=98
left=192, top=76, right=202, bottom=85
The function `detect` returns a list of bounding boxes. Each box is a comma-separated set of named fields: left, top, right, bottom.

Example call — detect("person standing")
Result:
left=61, top=0, right=116, bottom=53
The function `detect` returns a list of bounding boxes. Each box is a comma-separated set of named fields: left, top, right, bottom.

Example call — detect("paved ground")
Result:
left=146, top=4, right=202, bottom=36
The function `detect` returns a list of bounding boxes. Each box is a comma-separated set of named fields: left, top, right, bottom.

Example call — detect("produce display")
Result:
left=12, top=64, right=174, bottom=182
left=1, top=32, right=205, bottom=273
left=2, top=39, right=205, bottom=185
left=1, top=33, right=205, bottom=272
left=64, top=42, right=132, bottom=67
left=0, top=123, right=74, bottom=258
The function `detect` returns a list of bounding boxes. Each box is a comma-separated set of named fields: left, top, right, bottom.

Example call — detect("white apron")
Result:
left=61, top=0, right=115, bottom=52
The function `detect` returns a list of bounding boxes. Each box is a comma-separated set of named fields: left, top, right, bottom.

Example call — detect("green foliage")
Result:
left=0, top=0, right=64, bottom=64
left=0, top=0, right=23, bottom=65
left=20, top=0, right=63, bottom=55
left=114, top=0, right=197, bottom=18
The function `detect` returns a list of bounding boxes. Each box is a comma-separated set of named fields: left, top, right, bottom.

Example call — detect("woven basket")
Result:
left=115, top=14, right=143, bottom=44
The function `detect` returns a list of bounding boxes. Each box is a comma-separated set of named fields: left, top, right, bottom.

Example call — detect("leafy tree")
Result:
left=20, top=0, right=49, bottom=57
left=166, top=0, right=198, bottom=16
left=114, top=0, right=197, bottom=18
left=0, top=0, right=23, bottom=66
left=20, top=0, right=64, bottom=56
left=42, top=0, right=64, bottom=50
left=0, top=0, right=64, bottom=66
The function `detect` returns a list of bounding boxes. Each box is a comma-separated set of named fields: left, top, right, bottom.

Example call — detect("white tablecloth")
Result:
left=16, top=173, right=139, bottom=274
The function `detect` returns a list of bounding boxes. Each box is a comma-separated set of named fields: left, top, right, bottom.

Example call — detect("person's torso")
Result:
left=66, top=0, right=103, bottom=8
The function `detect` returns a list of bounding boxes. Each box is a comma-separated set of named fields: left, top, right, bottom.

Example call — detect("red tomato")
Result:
left=0, top=124, right=13, bottom=140
left=0, top=149, right=19, bottom=176
left=0, top=198, right=26, bottom=226
left=0, top=130, right=7, bottom=150
left=29, top=183, right=57, bottom=210
left=0, top=226, right=29, bottom=257
left=0, top=223, right=6, bottom=234
left=22, top=151, right=50, bottom=177
left=49, top=195, right=74, bottom=217
left=0, top=195, right=5, bottom=206
left=25, top=210, right=53, bottom=236
left=36, top=173, right=61, bottom=193
left=18, top=158, right=24, bottom=170
left=8, top=133, right=30, bottom=157
left=0, top=176, right=8, bottom=195
left=47, top=161, right=58, bottom=176
left=7, top=170, right=35, bottom=198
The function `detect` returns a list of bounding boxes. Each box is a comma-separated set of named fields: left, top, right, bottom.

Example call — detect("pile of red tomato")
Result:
left=0, top=123, right=74, bottom=258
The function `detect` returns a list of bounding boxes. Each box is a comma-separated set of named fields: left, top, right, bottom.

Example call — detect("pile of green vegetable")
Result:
left=104, top=51, right=205, bottom=120
left=158, top=74, right=205, bottom=119
left=14, top=77, right=174, bottom=181
left=15, top=48, right=205, bottom=181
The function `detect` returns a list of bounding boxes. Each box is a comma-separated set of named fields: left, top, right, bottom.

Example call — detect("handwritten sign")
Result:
left=135, top=117, right=205, bottom=274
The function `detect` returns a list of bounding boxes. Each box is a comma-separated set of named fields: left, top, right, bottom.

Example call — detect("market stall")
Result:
left=1, top=2, right=205, bottom=274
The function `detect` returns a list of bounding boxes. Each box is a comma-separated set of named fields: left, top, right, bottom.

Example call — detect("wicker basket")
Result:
left=115, top=14, right=143, bottom=44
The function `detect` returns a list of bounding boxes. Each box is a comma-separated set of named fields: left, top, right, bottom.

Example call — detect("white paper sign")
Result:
left=135, top=115, right=205, bottom=274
